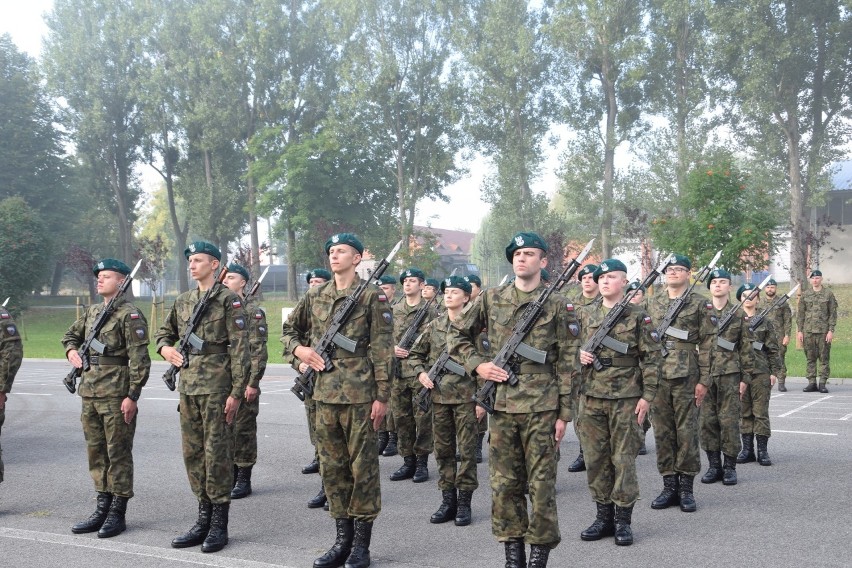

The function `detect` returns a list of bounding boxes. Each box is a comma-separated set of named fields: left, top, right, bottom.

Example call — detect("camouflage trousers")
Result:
left=179, top=393, right=234, bottom=505
left=489, top=410, right=560, bottom=548
left=777, top=342, right=788, bottom=383
left=651, top=376, right=701, bottom=476
left=234, top=390, right=260, bottom=466
left=740, top=373, right=772, bottom=437
left=577, top=396, right=643, bottom=508
left=804, top=333, right=831, bottom=385
left=392, top=376, right=433, bottom=457
left=81, top=397, right=137, bottom=498
left=478, top=412, right=488, bottom=434
left=433, top=401, right=478, bottom=492
left=0, top=407, right=5, bottom=484
left=316, top=401, right=381, bottom=522
left=305, top=398, right=319, bottom=461
left=699, top=373, right=742, bottom=457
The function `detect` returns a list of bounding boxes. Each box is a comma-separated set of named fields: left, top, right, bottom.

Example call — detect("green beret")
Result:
left=306, top=268, right=332, bottom=283
left=464, top=274, right=482, bottom=287
left=93, top=258, right=130, bottom=276
left=540, top=268, right=550, bottom=282
left=626, top=280, right=646, bottom=293
left=707, top=268, right=732, bottom=288
left=593, top=259, right=628, bottom=282
left=227, top=262, right=250, bottom=281
left=425, top=278, right=440, bottom=289
left=378, top=274, right=396, bottom=285
left=669, top=254, right=691, bottom=270
left=185, top=240, right=221, bottom=260
left=505, top=232, right=548, bottom=263
left=578, top=264, right=598, bottom=280
left=766, top=278, right=777, bottom=286
left=736, top=283, right=757, bottom=301
left=809, top=269, right=822, bottom=278
left=399, top=267, right=426, bottom=283
left=324, top=233, right=364, bottom=255
left=440, top=275, right=472, bottom=294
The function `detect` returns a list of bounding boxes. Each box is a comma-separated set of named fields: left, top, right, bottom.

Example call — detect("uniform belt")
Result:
left=333, top=347, right=370, bottom=360
left=189, top=344, right=229, bottom=355
left=89, top=355, right=129, bottom=366
left=663, top=340, right=696, bottom=351
left=597, top=356, right=639, bottom=368
left=517, top=362, right=553, bottom=374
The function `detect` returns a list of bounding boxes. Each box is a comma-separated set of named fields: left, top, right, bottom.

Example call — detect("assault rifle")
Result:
left=581, top=254, right=674, bottom=372
left=656, top=250, right=722, bottom=357
left=291, top=241, right=403, bottom=401
left=63, top=260, right=143, bottom=394
left=393, top=297, right=435, bottom=376
left=715, top=274, right=772, bottom=351
left=162, top=261, right=232, bottom=391
left=414, top=350, right=467, bottom=412
left=472, top=238, right=595, bottom=414
left=247, top=266, right=270, bottom=298
left=747, top=283, right=799, bottom=350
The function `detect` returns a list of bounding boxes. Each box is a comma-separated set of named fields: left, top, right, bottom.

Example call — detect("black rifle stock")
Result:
left=715, top=274, right=772, bottom=351
left=745, top=283, right=799, bottom=350
left=414, top=350, right=466, bottom=412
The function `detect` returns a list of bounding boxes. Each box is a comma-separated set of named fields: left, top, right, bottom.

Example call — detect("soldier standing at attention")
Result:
left=389, top=268, right=437, bottom=484
left=282, top=233, right=392, bottom=568
left=627, top=280, right=652, bottom=455
left=157, top=241, right=249, bottom=553
left=376, top=273, right=399, bottom=458
left=698, top=269, right=755, bottom=487
left=760, top=279, right=792, bottom=392
left=223, top=263, right=268, bottom=499
left=463, top=273, right=489, bottom=464
left=797, top=270, right=837, bottom=393
left=0, top=301, right=24, bottom=501
left=62, top=259, right=151, bottom=538
left=576, top=260, right=661, bottom=546
left=644, top=255, right=706, bottom=513
left=423, top=278, right=440, bottom=302
left=449, top=232, right=573, bottom=568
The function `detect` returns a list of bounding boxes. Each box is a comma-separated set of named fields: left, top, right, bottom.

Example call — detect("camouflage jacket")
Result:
left=281, top=275, right=393, bottom=404
left=409, top=312, right=478, bottom=404
left=797, top=288, right=838, bottom=334
left=744, top=316, right=782, bottom=377
left=62, top=297, right=151, bottom=399
left=576, top=301, right=661, bottom=402
left=449, top=282, right=574, bottom=420
left=393, top=296, right=438, bottom=379
left=244, top=296, right=269, bottom=389
left=698, top=299, right=755, bottom=385
left=155, top=283, right=249, bottom=398
left=758, top=296, right=792, bottom=340
left=0, top=307, right=23, bottom=393
left=645, top=290, right=708, bottom=383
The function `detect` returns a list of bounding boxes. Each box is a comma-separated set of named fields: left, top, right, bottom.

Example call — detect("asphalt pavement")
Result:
left=1, top=360, right=850, bottom=567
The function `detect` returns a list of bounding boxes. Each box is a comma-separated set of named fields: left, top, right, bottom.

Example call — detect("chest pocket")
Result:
left=202, top=303, right=227, bottom=339
left=95, top=318, right=125, bottom=353
left=609, top=314, right=638, bottom=352
left=341, top=303, right=369, bottom=343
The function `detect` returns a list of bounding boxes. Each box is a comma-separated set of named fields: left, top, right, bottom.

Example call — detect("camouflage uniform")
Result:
left=797, top=287, right=838, bottom=388
left=449, top=282, right=573, bottom=548
left=233, top=297, right=268, bottom=467
left=741, top=318, right=782, bottom=437
left=0, top=307, right=23, bottom=485
left=568, top=294, right=599, bottom=441
left=758, top=295, right=792, bottom=387
left=155, top=285, right=249, bottom=505
left=576, top=302, right=661, bottom=508
left=62, top=297, right=151, bottom=498
left=281, top=276, right=393, bottom=522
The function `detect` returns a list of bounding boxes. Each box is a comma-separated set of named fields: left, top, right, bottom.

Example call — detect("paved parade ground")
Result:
left=1, top=360, right=850, bottom=567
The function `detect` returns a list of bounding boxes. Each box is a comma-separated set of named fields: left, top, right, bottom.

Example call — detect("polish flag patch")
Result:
left=232, top=300, right=242, bottom=309
left=565, top=303, right=574, bottom=312
left=130, top=312, right=140, bottom=320
left=378, top=294, right=388, bottom=302
left=643, top=315, right=652, bottom=325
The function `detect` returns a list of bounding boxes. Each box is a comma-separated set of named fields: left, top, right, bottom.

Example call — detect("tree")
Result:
left=0, top=197, right=52, bottom=309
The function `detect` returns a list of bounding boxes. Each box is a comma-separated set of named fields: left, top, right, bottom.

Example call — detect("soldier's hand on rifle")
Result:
left=67, top=349, right=83, bottom=369
left=224, top=396, right=241, bottom=425
left=298, top=362, right=309, bottom=374
left=294, top=346, right=325, bottom=372
left=476, top=362, right=509, bottom=383
left=394, top=346, right=410, bottom=358
left=634, top=399, right=650, bottom=425
left=245, top=385, right=259, bottom=403
left=694, top=383, right=707, bottom=407
left=579, top=350, right=595, bottom=366
left=370, top=400, right=387, bottom=431
left=160, top=345, right=184, bottom=367
left=417, top=372, right=433, bottom=389
left=121, top=398, right=137, bottom=424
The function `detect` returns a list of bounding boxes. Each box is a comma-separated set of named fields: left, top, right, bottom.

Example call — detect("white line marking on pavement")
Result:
left=777, top=395, right=833, bottom=417
left=11, top=393, right=52, bottom=396
left=0, top=527, right=295, bottom=567
left=772, top=430, right=838, bottom=436
left=840, top=413, right=852, bottom=421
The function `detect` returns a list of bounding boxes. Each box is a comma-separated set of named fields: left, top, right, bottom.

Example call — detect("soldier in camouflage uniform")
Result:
left=281, top=233, right=393, bottom=568
left=627, top=280, right=652, bottom=455
left=797, top=270, right=838, bottom=393
left=62, top=259, right=150, bottom=538
left=697, top=269, right=755, bottom=487
left=576, top=259, right=661, bottom=547
left=157, top=241, right=250, bottom=553
left=644, top=255, right=707, bottom=513
left=223, top=263, right=268, bottom=499
left=737, top=284, right=782, bottom=467
left=376, top=274, right=399, bottom=458
left=449, top=232, right=573, bottom=568
left=760, top=279, right=792, bottom=391
left=464, top=274, right=489, bottom=463
left=410, top=276, right=482, bottom=527
left=0, top=301, right=24, bottom=495
left=389, top=268, right=437, bottom=484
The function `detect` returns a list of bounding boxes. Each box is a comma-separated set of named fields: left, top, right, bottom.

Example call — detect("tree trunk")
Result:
left=50, top=261, right=64, bottom=296
left=601, top=63, right=618, bottom=260
left=287, top=224, right=297, bottom=301
left=784, top=114, right=807, bottom=285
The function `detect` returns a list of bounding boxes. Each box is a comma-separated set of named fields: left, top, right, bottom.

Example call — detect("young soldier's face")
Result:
left=743, top=290, right=760, bottom=309
left=764, top=284, right=777, bottom=298
left=189, top=254, right=218, bottom=281
left=580, top=272, right=598, bottom=295
left=470, top=283, right=481, bottom=300
left=810, top=275, right=823, bottom=288
left=665, top=265, right=690, bottom=287
left=709, top=278, right=731, bottom=299
left=443, top=287, right=469, bottom=310
left=224, top=273, right=247, bottom=294
left=402, top=277, right=423, bottom=297
left=598, top=271, right=626, bottom=299
left=629, top=289, right=644, bottom=304
left=379, top=283, right=396, bottom=297
left=328, top=245, right=360, bottom=273
left=96, top=270, right=124, bottom=297
left=512, top=248, right=546, bottom=279
left=422, top=286, right=437, bottom=300
left=309, top=277, right=328, bottom=288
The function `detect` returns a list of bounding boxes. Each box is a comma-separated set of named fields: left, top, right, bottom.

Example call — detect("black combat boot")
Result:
left=302, top=456, right=320, bottom=474
left=777, top=381, right=787, bottom=392
left=314, top=518, right=354, bottom=568
left=650, top=475, right=679, bottom=509
left=309, top=483, right=328, bottom=509
left=528, top=544, right=550, bottom=568
left=455, top=489, right=473, bottom=526
left=172, top=501, right=212, bottom=548
left=430, top=489, right=457, bottom=524
left=232, top=464, right=238, bottom=488
left=344, top=520, right=373, bottom=568
left=504, top=539, right=526, bottom=568
left=382, top=432, right=398, bottom=457
left=756, top=435, right=772, bottom=466
left=201, top=503, right=229, bottom=553
left=568, top=446, right=586, bottom=472
left=231, top=465, right=253, bottom=499
left=580, top=502, right=615, bottom=541
left=701, top=451, right=723, bottom=484
left=412, top=454, right=430, bottom=483
left=475, top=432, right=485, bottom=463
left=71, top=492, right=112, bottom=534
left=819, top=382, right=829, bottom=393
left=678, top=474, right=697, bottom=513
left=97, top=495, right=128, bottom=538
left=722, top=454, right=737, bottom=485
left=377, top=431, right=389, bottom=455
left=803, top=382, right=818, bottom=392
left=637, top=438, right=648, bottom=456
left=737, top=433, right=756, bottom=464
left=389, top=455, right=416, bottom=481
left=614, top=505, right=634, bottom=546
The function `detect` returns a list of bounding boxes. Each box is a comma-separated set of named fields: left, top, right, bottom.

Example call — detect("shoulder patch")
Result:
left=566, top=303, right=574, bottom=312
left=234, top=315, right=246, bottom=330
left=134, top=326, right=146, bottom=339
left=705, top=301, right=713, bottom=310
left=643, top=315, right=652, bottom=325
left=258, top=325, right=267, bottom=336
left=0, top=310, right=9, bottom=319
left=650, top=329, right=660, bottom=342
left=378, top=293, right=388, bottom=302
left=130, top=312, right=140, bottom=320
left=382, top=311, right=392, bottom=324
left=255, top=310, right=264, bottom=320
left=232, top=300, right=242, bottom=309
left=568, top=322, right=580, bottom=337
left=6, top=325, right=17, bottom=336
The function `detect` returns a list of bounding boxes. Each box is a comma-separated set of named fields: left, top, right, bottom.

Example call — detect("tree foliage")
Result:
left=0, top=198, right=52, bottom=309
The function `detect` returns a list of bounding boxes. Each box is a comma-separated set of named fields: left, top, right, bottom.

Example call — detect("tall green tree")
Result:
left=0, top=197, right=51, bottom=309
